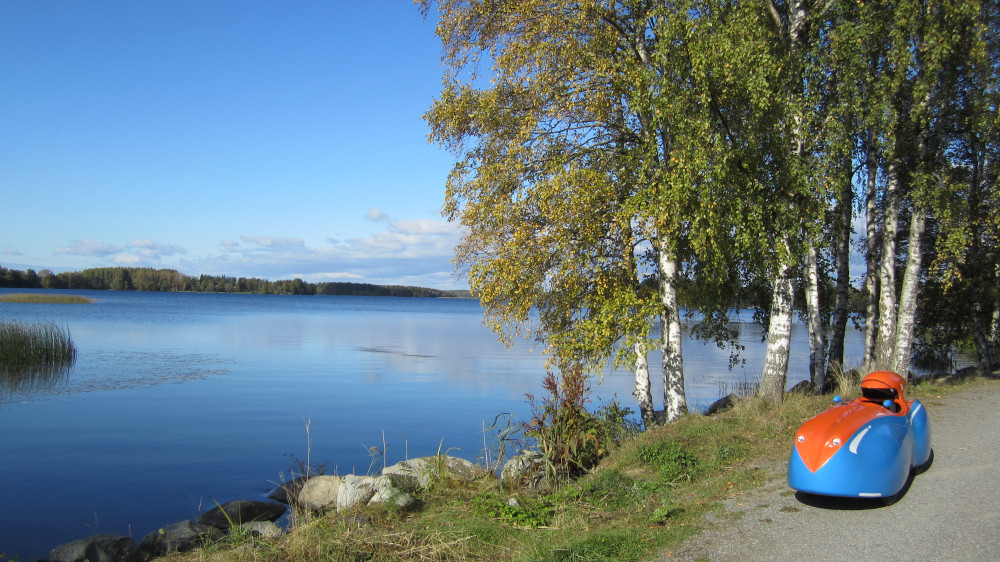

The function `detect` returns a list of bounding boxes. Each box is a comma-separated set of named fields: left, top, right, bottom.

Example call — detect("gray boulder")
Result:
left=137, top=520, right=222, bottom=560
left=788, top=380, right=815, bottom=394
left=197, top=499, right=286, bottom=531
left=707, top=393, right=737, bottom=415
left=297, top=475, right=343, bottom=512
left=336, top=474, right=415, bottom=511
left=336, top=475, right=378, bottom=511
left=382, top=456, right=490, bottom=488
left=501, top=450, right=546, bottom=486
left=50, top=533, right=137, bottom=562
left=370, top=475, right=415, bottom=508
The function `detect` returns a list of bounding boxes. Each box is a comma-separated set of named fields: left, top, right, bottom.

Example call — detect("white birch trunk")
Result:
left=827, top=156, right=853, bottom=381
left=875, top=160, right=902, bottom=368
left=863, top=141, right=880, bottom=369
left=658, top=246, right=686, bottom=423
left=890, top=208, right=927, bottom=378
left=803, top=239, right=826, bottom=391
left=759, top=255, right=795, bottom=403
left=632, top=341, right=655, bottom=428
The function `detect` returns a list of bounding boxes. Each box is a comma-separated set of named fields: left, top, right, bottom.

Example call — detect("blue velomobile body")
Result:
left=787, top=371, right=932, bottom=501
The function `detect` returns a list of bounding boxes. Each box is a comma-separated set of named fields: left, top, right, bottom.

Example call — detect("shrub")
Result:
left=524, top=368, right=603, bottom=479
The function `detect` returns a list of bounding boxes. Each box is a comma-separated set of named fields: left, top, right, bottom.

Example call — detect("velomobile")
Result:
left=787, top=370, right=931, bottom=503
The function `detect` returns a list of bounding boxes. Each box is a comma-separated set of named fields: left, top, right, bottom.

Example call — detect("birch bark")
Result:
left=632, top=341, right=655, bottom=428
left=758, top=256, right=795, bottom=403
left=875, top=159, right=902, bottom=368
left=890, top=207, right=927, bottom=377
left=803, top=240, right=826, bottom=390
left=863, top=138, right=880, bottom=368
left=827, top=155, right=854, bottom=381
left=658, top=244, right=687, bottom=422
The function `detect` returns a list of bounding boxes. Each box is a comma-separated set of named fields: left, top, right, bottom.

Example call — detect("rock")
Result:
left=241, top=520, right=285, bottom=539
left=197, top=499, right=287, bottom=531
left=336, top=475, right=378, bottom=511
left=50, top=533, right=137, bottom=562
left=369, top=475, right=415, bottom=509
left=382, top=456, right=490, bottom=488
left=707, top=394, right=737, bottom=415
left=266, top=475, right=309, bottom=505
left=334, top=474, right=417, bottom=511
left=501, top=451, right=545, bottom=486
left=136, top=520, right=222, bottom=560
left=788, top=380, right=815, bottom=394
left=297, top=475, right=343, bottom=512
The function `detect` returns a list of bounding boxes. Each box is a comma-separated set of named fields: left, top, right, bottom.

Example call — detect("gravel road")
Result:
left=657, top=378, right=1000, bottom=562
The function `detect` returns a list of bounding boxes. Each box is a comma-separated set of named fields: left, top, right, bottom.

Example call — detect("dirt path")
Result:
left=657, top=378, right=1000, bottom=562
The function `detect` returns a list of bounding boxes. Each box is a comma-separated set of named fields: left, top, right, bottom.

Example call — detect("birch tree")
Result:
left=421, top=0, right=698, bottom=425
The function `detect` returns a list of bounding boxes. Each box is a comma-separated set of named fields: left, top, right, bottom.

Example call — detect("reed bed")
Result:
left=0, top=321, right=77, bottom=391
left=0, top=293, right=95, bottom=304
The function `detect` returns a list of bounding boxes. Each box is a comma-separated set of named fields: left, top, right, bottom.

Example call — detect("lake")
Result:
left=1, top=288, right=862, bottom=559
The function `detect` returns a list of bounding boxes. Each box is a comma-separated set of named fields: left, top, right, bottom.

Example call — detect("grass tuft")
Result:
left=0, top=321, right=77, bottom=394
left=0, top=293, right=95, bottom=304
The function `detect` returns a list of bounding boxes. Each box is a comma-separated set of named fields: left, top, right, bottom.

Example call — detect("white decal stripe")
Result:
left=849, top=426, right=871, bottom=454
left=910, top=402, right=923, bottom=419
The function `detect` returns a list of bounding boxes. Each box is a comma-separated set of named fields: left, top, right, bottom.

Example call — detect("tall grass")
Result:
left=0, top=293, right=95, bottom=304
left=0, top=321, right=77, bottom=394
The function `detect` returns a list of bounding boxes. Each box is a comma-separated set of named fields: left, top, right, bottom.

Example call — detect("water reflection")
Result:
left=0, top=363, right=73, bottom=397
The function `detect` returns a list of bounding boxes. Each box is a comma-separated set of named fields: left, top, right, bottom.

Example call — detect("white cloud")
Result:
left=54, top=239, right=122, bottom=256
left=1, top=246, right=23, bottom=256
left=365, top=208, right=391, bottom=223
left=113, top=253, right=143, bottom=265
left=240, top=235, right=305, bottom=249
left=296, top=271, right=365, bottom=280
left=221, top=239, right=247, bottom=253
left=128, top=240, right=188, bottom=259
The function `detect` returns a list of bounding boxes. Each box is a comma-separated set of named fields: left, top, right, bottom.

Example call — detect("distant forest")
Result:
left=0, top=265, right=470, bottom=298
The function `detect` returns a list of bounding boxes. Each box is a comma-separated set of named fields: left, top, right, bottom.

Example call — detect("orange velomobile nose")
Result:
left=793, top=400, right=885, bottom=473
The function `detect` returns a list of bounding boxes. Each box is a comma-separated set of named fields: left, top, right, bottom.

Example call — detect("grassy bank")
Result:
left=158, top=375, right=988, bottom=561
left=0, top=293, right=95, bottom=304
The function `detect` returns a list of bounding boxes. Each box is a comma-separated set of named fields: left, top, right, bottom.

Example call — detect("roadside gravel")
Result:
left=656, top=377, right=1000, bottom=562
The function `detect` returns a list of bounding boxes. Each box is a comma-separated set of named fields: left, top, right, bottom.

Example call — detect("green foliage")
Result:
left=471, top=491, right=552, bottom=528
left=547, top=529, right=660, bottom=562
left=649, top=503, right=685, bottom=525
left=576, top=469, right=656, bottom=511
left=525, top=369, right=639, bottom=480
left=636, top=441, right=701, bottom=483
left=525, top=368, right=604, bottom=479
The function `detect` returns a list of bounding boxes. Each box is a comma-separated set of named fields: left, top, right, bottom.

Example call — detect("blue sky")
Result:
left=1, top=1, right=466, bottom=289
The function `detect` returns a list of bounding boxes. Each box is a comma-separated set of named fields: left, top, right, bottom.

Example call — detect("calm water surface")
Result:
left=1, top=289, right=857, bottom=559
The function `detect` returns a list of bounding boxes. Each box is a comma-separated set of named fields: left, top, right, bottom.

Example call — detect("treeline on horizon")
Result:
left=0, top=265, right=470, bottom=299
